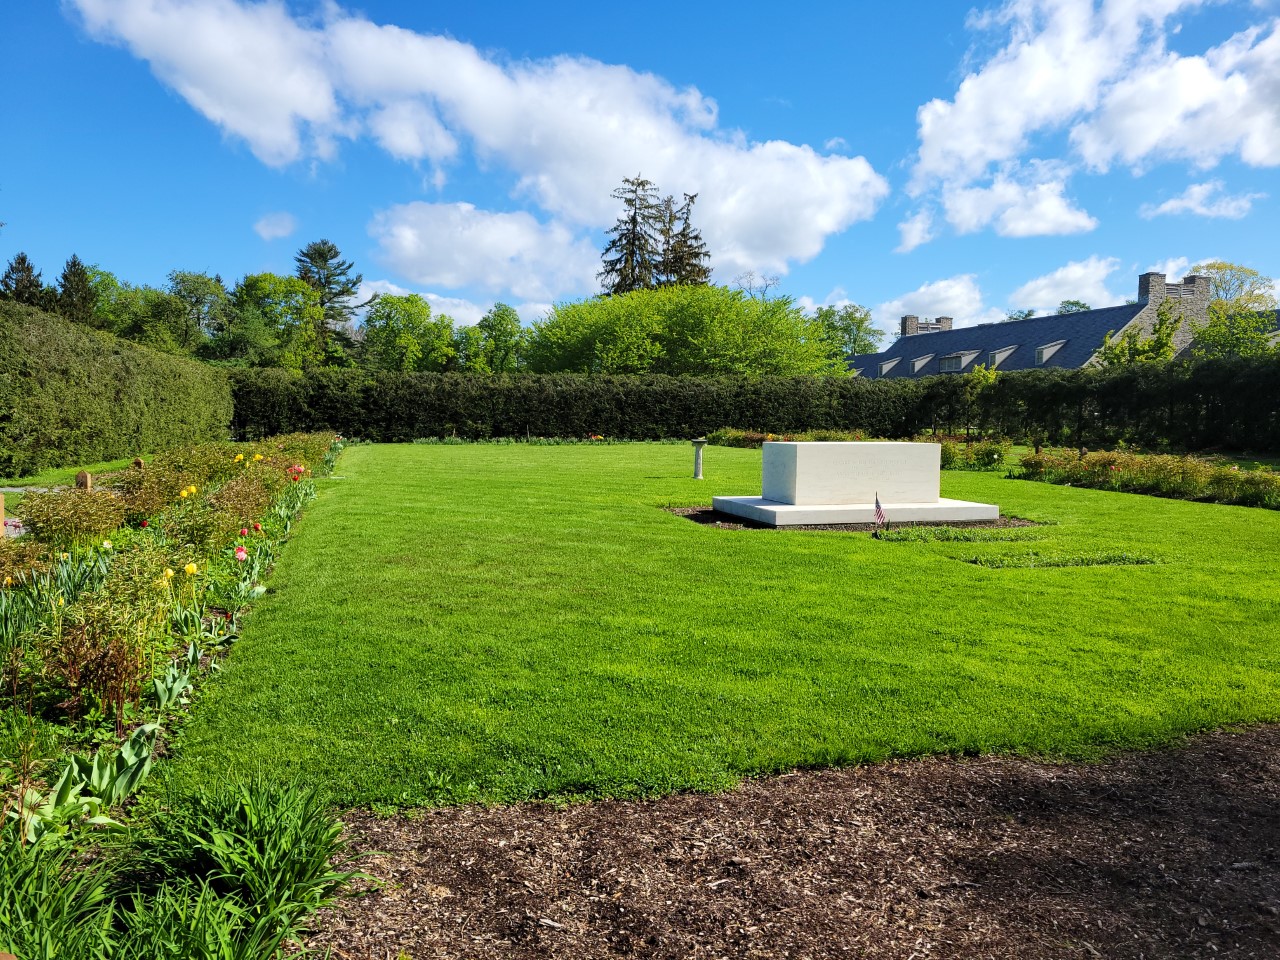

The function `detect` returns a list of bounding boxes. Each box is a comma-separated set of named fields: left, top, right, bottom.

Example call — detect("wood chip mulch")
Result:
left=665, top=505, right=1040, bottom=533
left=307, top=725, right=1280, bottom=959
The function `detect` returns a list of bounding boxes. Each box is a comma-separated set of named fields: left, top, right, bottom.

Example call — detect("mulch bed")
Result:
left=307, top=725, right=1280, bottom=959
left=665, top=505, right=1040, bottom=533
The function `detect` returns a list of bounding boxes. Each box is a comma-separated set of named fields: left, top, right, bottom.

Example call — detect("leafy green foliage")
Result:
left=528, top=285, right=848, bottom=376
left=0, top=824, right=115, bottom=958
left=812, top=303, right=884, bottom=356
left=294, top=239, right=365, bottom=352
left=1057, top=299, right=1091, bottom=314
left=361, top=293, right=456, bottom=372
left=599, top=175, right=663, bottom=295
left=148, top=777, right=359, bottom=928
left=57, top=255, right=97, bottom=326
left=1, top=252, right=45, bottom=306
left=1017, top=448, right=1280, bottom=508
left=17, top=490, right=127, bottom=547
left=1096, top=300, right=1179, bottom=366
left=0, top=302, right=234, bottom=477
left=1190, top=301, right=1278, bottom=361
left=1188, top=260, right=1277, bottom=314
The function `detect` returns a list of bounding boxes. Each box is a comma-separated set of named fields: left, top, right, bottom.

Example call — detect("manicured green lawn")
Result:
left=0, top=456, right=141, bottom=488
left=166, top=443, right=1280, bottom=806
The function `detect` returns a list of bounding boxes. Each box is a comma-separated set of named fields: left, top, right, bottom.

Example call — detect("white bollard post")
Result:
left=692, top=438, right=707, bottom=480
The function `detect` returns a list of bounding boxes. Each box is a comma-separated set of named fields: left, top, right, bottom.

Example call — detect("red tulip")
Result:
left=240, top=528, right=249, bottom=537
left=140, top=520, right=149, bottom=528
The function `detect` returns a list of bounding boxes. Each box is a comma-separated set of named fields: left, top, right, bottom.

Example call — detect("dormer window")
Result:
left=989, top=346, right=1018, bottom=369
left=879, top=358, right=900, bottom=376
left=911, top=354, right=935, bottom=373
left=939, top=355, right=962, bottom=372
left=1036, top=340, right=1067, bottom=365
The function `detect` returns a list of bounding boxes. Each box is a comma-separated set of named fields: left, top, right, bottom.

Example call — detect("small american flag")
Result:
left=874, top=493, right=887, bottom=527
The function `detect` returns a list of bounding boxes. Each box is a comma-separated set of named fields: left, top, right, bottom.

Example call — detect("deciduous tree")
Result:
left=1096, top=301, right=1178, bottom=366
left=1057, top=299, right=1091, bottom=314
left=813, top=303, right=884, bottom=357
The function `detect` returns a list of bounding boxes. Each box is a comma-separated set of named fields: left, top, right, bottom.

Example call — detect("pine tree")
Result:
left=667, top=193, right=711, bottom=286
left=0, top=252, right=44, bottom=306
left=294, top=239, right=369, bottom=349
left=57, top=254, right=96, bottom=324
left=598, top=175, right=663, bottom=295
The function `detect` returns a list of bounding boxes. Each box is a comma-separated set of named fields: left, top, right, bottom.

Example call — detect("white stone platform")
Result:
left=711, top=495, right=1000, bottom=527
left=713, top=440, right=999, bottom=527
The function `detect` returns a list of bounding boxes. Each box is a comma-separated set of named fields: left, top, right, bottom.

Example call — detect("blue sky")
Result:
left=2, top=0, right=1277, bottom=330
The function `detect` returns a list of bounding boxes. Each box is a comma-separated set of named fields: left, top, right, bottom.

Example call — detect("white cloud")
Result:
left=70, top=0, right=889, bottom=279
left=252, top=211, right=297, bottom=241
left=368, top=201, right=600, bottom=301
left=1007, top=255, right=1121, bottom=312
left=895, top=209, right=934, bottom=253
left=874, top=275, right=1005, bottom=331
left=942, top=167, right=1097, bottom=236
left=1072, top=21, right=1280, bottom=172
left=823, top=137, right=849, bottom=152
left=905, top=0, right=1278, bottom=247
left=1139, top=180, right=1266, bottom=218
left=72, top=0, right=345, bottom=166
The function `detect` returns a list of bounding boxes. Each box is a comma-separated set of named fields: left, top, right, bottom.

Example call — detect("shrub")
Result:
left=17, top=490, right=127, bottom=547
left=1014, top=449, right=1280, bottom=509
left=0, top=302, right=233, bottom=478
left=228, top=356, right=1280, bottom=452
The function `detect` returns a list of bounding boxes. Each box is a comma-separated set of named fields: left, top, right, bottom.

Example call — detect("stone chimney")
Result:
left=1138, top=272, right=1167, bottom=303
left=901, top=315, right=952, bottom=337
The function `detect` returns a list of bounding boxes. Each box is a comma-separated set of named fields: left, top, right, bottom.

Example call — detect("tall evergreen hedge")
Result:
left=0, top=302, right=233, bottom=476
left=228, top=358, right=1280, bottom=451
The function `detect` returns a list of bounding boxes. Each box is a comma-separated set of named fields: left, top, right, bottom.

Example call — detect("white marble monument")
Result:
left=712, top=441, right=999, bottom=527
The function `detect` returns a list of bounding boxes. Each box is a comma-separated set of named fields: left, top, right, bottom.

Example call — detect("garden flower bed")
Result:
left=1014, top=448, right=1280, bottom=509
left=1, top=432, right=358, bottom=958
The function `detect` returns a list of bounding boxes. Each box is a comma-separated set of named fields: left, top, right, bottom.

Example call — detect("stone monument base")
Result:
left=711, top=495, right=1000, bottom=527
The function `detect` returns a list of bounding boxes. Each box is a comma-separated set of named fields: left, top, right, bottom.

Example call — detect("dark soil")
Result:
left=665, top=505, right=1041, bottom=533
left=307, top=726, right=1280, bottom=959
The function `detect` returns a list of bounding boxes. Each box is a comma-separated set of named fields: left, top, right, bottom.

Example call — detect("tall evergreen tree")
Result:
left=294, top=239, right=369, bottom=349
left=57, top=254, right=96, bottom=325
left=1, top=252, right=44, bottom=306
left=599, top=175, right=662, bottom=295
left=667, top=193, right=711, bottom=286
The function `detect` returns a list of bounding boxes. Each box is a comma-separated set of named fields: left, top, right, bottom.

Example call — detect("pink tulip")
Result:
left=235, top=546, right=248, bottom=562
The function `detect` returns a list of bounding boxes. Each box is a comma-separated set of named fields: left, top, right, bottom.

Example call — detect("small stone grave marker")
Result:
left=76, top=470, right=92, bottom=491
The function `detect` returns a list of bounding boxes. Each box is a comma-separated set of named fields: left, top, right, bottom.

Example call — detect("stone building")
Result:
left=849, top=272, right=1212, bottom=378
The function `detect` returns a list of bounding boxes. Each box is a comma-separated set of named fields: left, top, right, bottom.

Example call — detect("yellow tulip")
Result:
left=184, top=562, right=198, bottom=576
left=234, top=453, right=244, bottom=462
left=179, top=490, right=188, bottom=499
left=164, top=568, right=175, bottom=579
left=253, top=453, right=264, bottom=462
left=60, top=552, right=70, bottom=561
left=188, top=485, right=198, bottom=495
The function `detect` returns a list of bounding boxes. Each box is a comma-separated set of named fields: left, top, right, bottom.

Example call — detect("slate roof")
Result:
left=849, top=303, right=1145, bottom=378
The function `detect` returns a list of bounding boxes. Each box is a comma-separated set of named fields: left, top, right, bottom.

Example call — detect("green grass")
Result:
left=165, top=443, right=1280, bottom=806
left=0, top=456, right=141, bottom=488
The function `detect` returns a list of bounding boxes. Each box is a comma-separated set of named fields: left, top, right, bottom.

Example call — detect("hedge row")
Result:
left=228, top=357, right=1280, bottom=451
left=0, top=303, right=234, bottom=477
